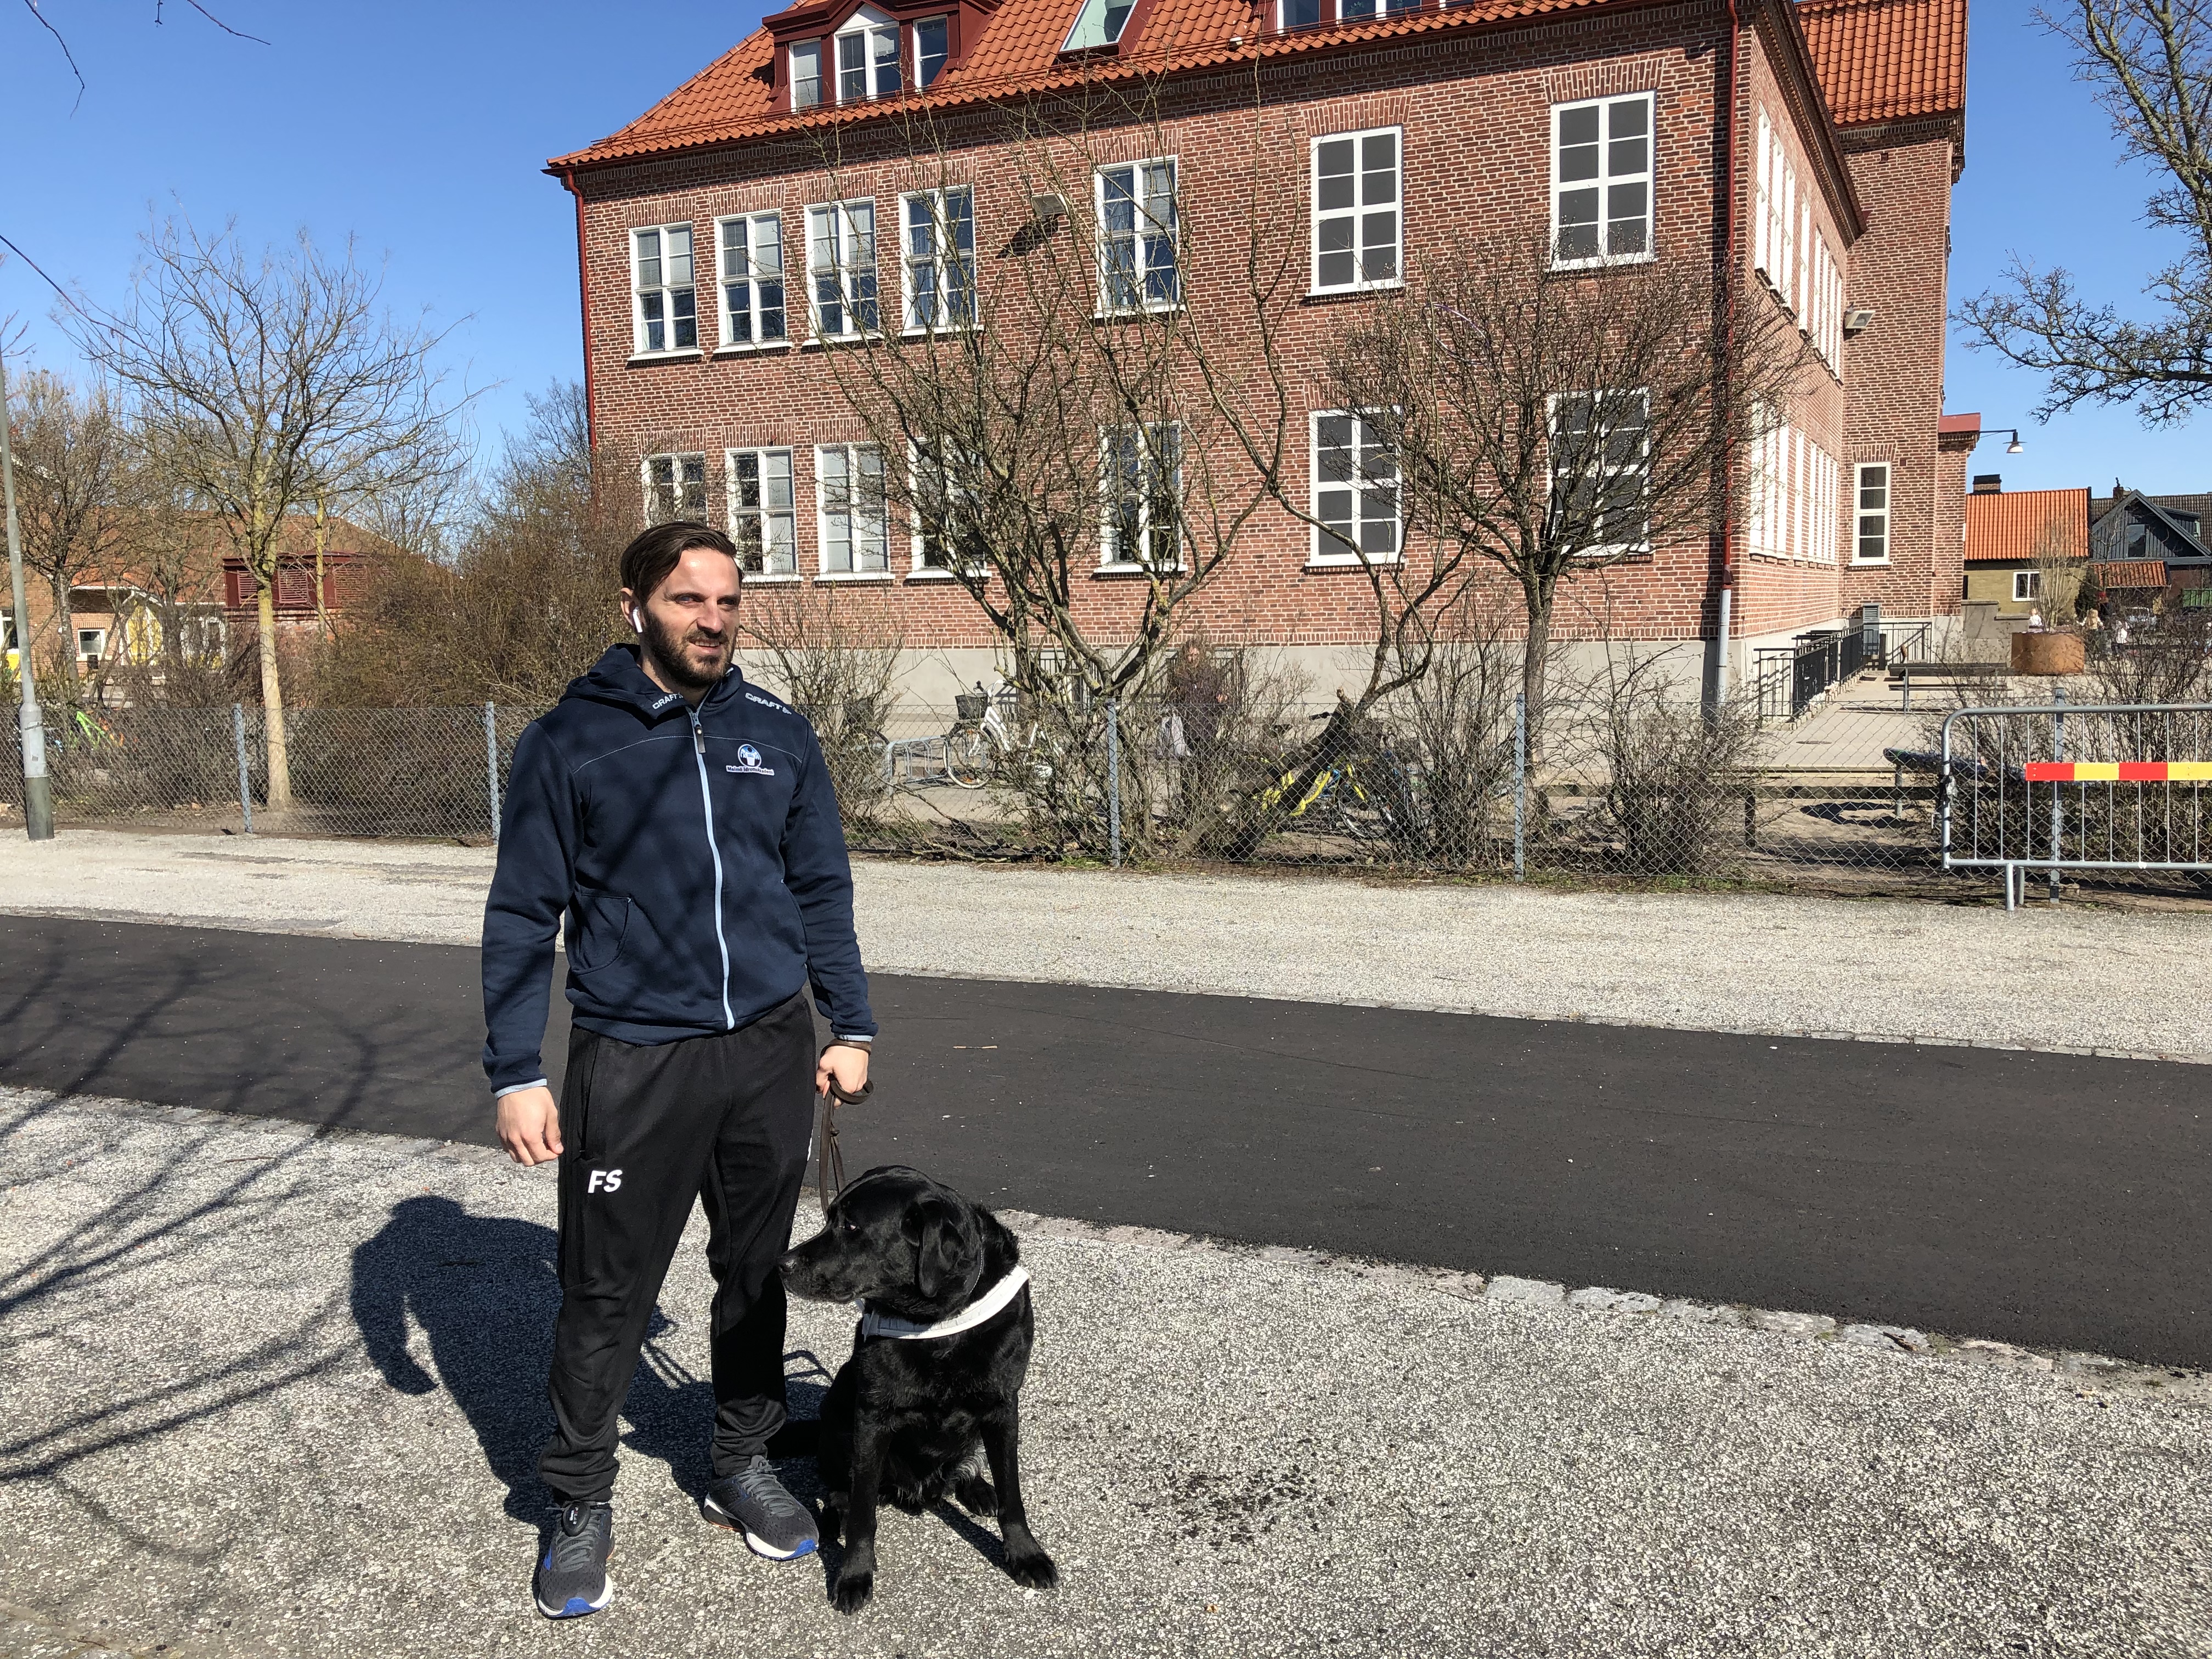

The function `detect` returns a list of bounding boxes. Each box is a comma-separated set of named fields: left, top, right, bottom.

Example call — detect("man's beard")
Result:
left=637, top=607, right=732, bottom=692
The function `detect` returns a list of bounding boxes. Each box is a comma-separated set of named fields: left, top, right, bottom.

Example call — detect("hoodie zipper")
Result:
left=689, top=710, right=735, bottom=1030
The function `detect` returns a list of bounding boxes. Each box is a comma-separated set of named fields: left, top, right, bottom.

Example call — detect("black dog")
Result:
left=780, top=1165, right=1058, bottom=1615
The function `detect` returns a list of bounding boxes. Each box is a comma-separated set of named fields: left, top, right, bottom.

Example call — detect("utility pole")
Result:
left=2, top=345, right=55, bottom=840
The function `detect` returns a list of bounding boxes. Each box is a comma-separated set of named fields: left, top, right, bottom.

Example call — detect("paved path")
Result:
left=4, top=830, right=2210, bottom=1060
left=2, top=1091, right=2205, bottom=1659
left=3, top=915, right=2204, bottom=1366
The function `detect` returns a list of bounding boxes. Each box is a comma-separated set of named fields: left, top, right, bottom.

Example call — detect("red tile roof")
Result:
left=553, top=0, right=1632, bottom=169
left=1965, top=488, right=2090, bottom=566
left=550, top=0, right=1967, bottom=171
left=1937, top=411, right=1982, bottom=436
left=2090, top=560, right=2169, bottom=590
left=1796, top=0, right=1967, bottom=127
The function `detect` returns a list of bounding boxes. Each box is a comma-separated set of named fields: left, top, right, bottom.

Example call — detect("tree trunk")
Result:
left=256, top=579, right=293, bottom=810
left=1520, top=581, right=1558, bottom=771
left=47, top=570, right=82, bottom=703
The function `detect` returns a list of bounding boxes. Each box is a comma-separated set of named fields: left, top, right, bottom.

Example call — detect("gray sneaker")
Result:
left=533, top=1502, right=614, bottom=1618
left=703, top=1455, right=820, bottom=1560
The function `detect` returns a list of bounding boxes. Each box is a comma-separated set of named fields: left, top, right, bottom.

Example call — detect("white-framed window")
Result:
left=1097, top=159, right=1178, bottom=313
left=644, top=453, right=708, bottom=524
left=836, top=7, right=901, bottom=101
left=2014, top=569, right=2041, bottom=603
left=806, top=200, right=879, bottom=338
left=716, top=213, right=787, bottom=348
left=1311, top=128, right=1401, bottom=292
left=902, top=188, right=977, bottom=332
left=1063, top=0, right=1135, bottom=50
left=910, top=439, right=987, bottom=574
left=1551, top=93, right=1653, bottom=268
left=1101, top=424, right=1183, bottom=569
left=726, top=448, right=798, bottom=575
left=631, top=224, right=698, bottom=354
left=790, top=40, right=823, bottom=109
left=1549, top=390, right=1650, bottom=554
left=817, top=444, right=889, bottom=573
left=915, top=15, right=950, bottom=86
left=77, top=627, right=108, bottom=662
left=1278, top=0, right=1419, bottom=26
left=1310, top=411, right=1399, bottom=563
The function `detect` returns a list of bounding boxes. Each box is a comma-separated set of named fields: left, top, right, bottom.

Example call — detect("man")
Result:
left=482, top=520, right=875, bottom=1620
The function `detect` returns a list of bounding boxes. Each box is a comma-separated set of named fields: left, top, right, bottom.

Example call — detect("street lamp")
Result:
left=1989, top=427, right=2026, bottom=455
left=0, top=343, right=55, bottom=839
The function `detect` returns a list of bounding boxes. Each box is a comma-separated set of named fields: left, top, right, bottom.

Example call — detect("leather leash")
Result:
left=815, top=1054, right=872, bottom=1215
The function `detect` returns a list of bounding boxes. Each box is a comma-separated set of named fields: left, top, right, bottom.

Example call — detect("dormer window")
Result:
left=915, top=16, right=950, bottom=87
left=1279, top=0, right=1417, bottom=28
left=1063, top=0, right=1134, bottom=52
left=837, top=7, right=901, bottom=101
left=790, top=40, right=822, bottom=109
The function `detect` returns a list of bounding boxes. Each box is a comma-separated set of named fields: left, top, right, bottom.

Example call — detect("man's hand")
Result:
left=817, top=1043, right=871, bottom=1101
left=496, top=1086, right=564, bottom=1166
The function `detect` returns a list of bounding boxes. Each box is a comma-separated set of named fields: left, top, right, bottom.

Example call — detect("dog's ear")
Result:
left=905, top=1194, right=979, bottom=1302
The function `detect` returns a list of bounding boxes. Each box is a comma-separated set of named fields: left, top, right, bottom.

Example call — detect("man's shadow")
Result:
left=350, top=1196, right=826, bottom=1523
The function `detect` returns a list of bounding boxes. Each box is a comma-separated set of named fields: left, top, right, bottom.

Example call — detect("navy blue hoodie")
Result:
left=481, top=645, right=876, bottom=1094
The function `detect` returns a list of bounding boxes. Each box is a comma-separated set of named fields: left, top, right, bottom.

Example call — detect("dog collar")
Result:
left=857, top=1265, right=1030, bottom=1341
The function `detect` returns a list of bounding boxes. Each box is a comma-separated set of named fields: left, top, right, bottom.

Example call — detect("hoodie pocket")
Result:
left=569, top=893, right=633, bottom=974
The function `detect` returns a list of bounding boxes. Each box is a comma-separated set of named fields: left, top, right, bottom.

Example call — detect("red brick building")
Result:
left=549, top=0, right=1971, bottom=701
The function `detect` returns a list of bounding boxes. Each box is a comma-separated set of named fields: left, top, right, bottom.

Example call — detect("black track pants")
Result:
left=539, top=991, right=816, bottom=1505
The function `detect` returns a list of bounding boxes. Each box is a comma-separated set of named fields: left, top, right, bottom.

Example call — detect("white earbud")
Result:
left=629, top=609, right=642, bottom=633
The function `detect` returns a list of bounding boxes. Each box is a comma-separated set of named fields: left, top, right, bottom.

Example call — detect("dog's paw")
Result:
left=1005, top=1548, right=1058, bottom=1592
left=885, top=1484, right=929, bottom=1515
left=832, top=1568, right=876, bottom=1616
left=953, top=1475, right=998, bottom=1517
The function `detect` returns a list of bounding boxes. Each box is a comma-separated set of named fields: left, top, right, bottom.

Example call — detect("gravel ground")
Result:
left=3, top=830, right=2209, bottom=1060
left=1, top=1089, right=2207, bottom=1659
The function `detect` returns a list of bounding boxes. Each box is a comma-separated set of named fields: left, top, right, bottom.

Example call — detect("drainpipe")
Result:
left=1714, top=0, right=1744, bottom=702
left=561, top=167, right=596, bottom=455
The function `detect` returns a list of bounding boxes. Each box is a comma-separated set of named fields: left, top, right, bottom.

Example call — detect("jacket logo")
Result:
left=650, top=692, right=682, bottom=712
left=744, top=691, right=787, bottom=712
left=726, top=742, right=776, bottom=777
left=586, top=1168, right=623, bottom=1193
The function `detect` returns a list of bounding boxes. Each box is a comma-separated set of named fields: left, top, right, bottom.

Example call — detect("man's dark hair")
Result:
left=619, top=521, right=741, bottom=602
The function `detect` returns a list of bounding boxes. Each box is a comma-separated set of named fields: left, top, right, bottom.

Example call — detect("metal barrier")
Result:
left=1938, top=701, right=2212, bottom=909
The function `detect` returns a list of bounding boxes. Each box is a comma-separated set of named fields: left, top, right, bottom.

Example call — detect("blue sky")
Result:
left=0, top=1, right=2202, bottom=495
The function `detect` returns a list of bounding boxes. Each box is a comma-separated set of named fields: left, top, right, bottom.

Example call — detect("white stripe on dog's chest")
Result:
left=857, top=1265, right=1030, bottom=1341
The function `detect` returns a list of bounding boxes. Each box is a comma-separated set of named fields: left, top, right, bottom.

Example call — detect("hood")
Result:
left=560, top=644, right=744, bottom=723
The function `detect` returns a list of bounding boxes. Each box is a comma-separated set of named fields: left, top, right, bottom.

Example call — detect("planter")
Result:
left=2011, top=630, right=2085, bottom=676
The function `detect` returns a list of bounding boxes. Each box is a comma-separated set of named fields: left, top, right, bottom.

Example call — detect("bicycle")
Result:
left=945, top=676, right=1049, bottom=789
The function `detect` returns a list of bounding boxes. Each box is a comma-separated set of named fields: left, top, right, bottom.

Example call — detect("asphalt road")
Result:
left=1, top=914, right=2203, bottom=1365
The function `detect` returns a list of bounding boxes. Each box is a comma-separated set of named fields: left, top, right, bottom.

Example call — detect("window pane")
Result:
left=1316, top=139, right=1355, bottom=210
left=1556, top=190, right=1600, bottom=259
left=1361, top=133, right=1396, bottom=201
left=636, top=229, right=661, bottom=288
left=672, top=286, right=697, bottom=349
left=916, top=17, right=948, bottom=85
left=1558, top=108, right=1600, bottom=179
left=753, top=217, right=781, bottom=275
left=1361, top=210, right=1397, bottom=281
left=667, top=225, right=692, bottom=286
left=792, top=41, right=821, bottom=106
left=1282, top=0, right=1322, bottom=25
left=838, top=32, right=867, bottom=100
left=1607, top=97, right=1649, bottom=139
left=872, top=24, right=901, bottom=95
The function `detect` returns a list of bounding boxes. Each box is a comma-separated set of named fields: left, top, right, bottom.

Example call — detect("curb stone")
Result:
left=8, top=1085, right=2206, bottom=1409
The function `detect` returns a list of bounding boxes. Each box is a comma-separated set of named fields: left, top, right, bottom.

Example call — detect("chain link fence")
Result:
left=1, top=704, right=545, bottom=840
left=8, top=679, right=2208, bottom=906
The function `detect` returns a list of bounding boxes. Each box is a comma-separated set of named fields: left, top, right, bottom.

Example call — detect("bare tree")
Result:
left=738, top=581, right=904, bottom=830
left=1322, top=227, right=1807, bottom=765
left=4, top=369, right=133, bottom=704
left=313, top=383, right=642, bottom=708
left=78, top=218, right=464, bottom=807
left=2031, top=515, right=2092, bottom=624
left=807, top=93, right=1288, bottom=854
left=1960, top=2, right=2212, bottom=423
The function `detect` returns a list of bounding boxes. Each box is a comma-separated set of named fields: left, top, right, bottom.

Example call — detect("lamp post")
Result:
left=1, top=345, right=55, bottom=840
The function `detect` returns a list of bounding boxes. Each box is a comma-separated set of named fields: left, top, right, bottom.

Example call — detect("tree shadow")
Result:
left=349, top=1196, right=829, bottom=1523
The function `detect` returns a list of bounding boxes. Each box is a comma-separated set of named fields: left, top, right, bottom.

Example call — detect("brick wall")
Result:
left=567, top=1, right=1957, bottom=680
